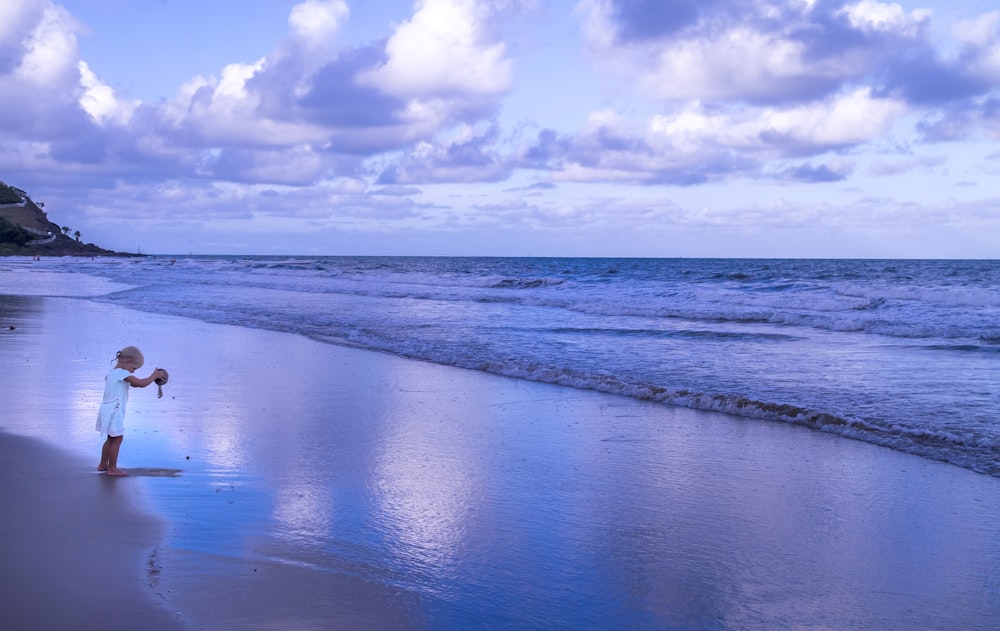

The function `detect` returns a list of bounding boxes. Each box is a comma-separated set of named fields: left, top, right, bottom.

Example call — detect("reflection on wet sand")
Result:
left=2, top=296, right=999, bottom=630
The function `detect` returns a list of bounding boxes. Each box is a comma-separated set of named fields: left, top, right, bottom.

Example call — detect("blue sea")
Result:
left=3, top=255, right=998, bottom=477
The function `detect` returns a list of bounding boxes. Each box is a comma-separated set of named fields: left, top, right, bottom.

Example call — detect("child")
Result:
left=95, top=346, right=168, bottom=476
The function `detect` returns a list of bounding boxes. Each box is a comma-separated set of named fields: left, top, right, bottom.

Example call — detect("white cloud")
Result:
left=378, top=122, right=510, bottom=184
left=214, top=147, right=329, bottom=185
left=0, top=1, right=106, bottom=141
left=360, top=0, right=511, bottom=98
left=284, top=0, right=350, bottom=91
left=953, top=11, right=1000, bottom=47
left=541, top=109, right=736, bottom=184
left=0, top=0, right=43, bottom=52
left=288, top=0, right=349, bottom=53
left=215, top=59, right=263, bottom=102
left=160, top=58, right=330, bottom=147
left=647, top=105, right=718, bottom=153
left=759, top=88, right=908, bottom=147
left=3, top=0, right=997, bottom=259
left=152, top=0, right=517, bottom=152
left=838, top=1, right=930, bottom=37
left=639, top=26, right=847, bottom=102
left=651, top=88, right=908, bottom=154
left=78, top=61, right=138, bottom=126
left=577, top=0, right=864, bottom=104
left=171, top=60, right=265, bottom=137
left=952, top=12, right=1000, bottom=79
left=576, top=0, right=947, bottom=108
left=530, top=88, right=908, bottom=187
left=14, top=2, right=78, bottom=86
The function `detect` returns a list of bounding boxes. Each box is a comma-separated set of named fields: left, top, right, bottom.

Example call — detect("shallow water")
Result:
left=2, top=294, right=998, bottom=630
left=2, top=256, right=998, bottom=475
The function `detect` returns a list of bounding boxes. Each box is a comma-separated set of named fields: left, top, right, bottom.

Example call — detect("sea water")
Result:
left=2, top=256, right=998, bottom=477
left=4, top=255, right=1000, bottom=630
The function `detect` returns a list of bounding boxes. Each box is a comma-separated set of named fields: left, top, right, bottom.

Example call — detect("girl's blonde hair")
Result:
left=116, top=346, right=145, bottom=368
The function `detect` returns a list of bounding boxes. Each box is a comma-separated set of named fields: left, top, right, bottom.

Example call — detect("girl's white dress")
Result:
left=95, top=367, right=131, bottom=437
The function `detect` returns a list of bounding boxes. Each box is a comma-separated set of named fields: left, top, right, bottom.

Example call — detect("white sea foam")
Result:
left=0, top=261, right=134, bottom=297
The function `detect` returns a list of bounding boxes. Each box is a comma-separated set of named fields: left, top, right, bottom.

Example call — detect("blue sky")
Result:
left=1, top=0, right=999, bottom=257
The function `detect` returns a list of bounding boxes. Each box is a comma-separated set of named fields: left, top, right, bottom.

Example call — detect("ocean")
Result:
left=3, top=255, right=998, bottom=477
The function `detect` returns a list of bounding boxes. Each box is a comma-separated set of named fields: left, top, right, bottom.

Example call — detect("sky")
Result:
left=1, top=0, right=999, bottom=257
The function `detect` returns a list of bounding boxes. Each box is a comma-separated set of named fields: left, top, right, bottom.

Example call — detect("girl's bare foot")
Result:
left=105, top=467, right=129, bottom=477
left=98, top=465, right=108, bottom=472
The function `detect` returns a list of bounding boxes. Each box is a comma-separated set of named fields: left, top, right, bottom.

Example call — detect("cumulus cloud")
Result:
left=0, top=2, right=72, bottom=116
left=157, top=58, right=322, bottom=147
left=511, top=87, right=906, bottom=185
left=951, top=12, right=1000, bottom=88
left=0, top=0, right=133, bottom=153
left=0, top=1, right=43, bottom=62
left=78, top=61, right=139, bottom=126
left=356, top=0, right=527, bottom=134
left=510, top=109, right=752, bottom=186
left=0, top=0, right=488, bottom=191
left=199, top=146, right=332, bottom=186
left=953, top=11, right=1000, bottom=47
left=636, top=26, right=846, bottom=103
left=145, top=0, right=529, bottom=182
left=288, top=0, right=349, bottom=54
left=752, top=88, right=908, bottom=150
left=527, top=0, right=1000, bottom=188
left=3, top=0, right=1000, bottom=238
left=838, top=0, right=930, bottom=36
left=13, top=1, right=78, bottom=86
left=578, top=0, right=840, bottom=103
left=575, top=0, right=984, bottom=109
left=377, top=122, right=511, bottom=184
left=1, top=0, right=535, bottom=188
left=360, top=0, right=511, bottom=98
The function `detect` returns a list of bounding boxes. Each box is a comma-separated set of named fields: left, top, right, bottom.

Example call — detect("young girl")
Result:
left=95, top=346, right=168, bottom=476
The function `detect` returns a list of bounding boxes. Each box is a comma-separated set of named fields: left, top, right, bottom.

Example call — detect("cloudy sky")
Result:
left=1, top=0, right=999, bottom=257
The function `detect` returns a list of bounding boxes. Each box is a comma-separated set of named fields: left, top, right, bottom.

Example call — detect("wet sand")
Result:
left=0, top=430, right=183, bottom=630
left=1, top=294, right=999, bottom=630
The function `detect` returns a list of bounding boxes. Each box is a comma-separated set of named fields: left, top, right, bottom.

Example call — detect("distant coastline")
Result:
left=0, top=181, right=134, bottom=257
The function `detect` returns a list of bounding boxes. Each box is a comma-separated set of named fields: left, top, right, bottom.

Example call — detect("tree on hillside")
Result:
left=0, top=182, right=24, bottom=204
left=0, top=217, right=30, bottom=245
left=74, top=230, right=81, bottom=242
left=61, top=226, right=70, bottom=236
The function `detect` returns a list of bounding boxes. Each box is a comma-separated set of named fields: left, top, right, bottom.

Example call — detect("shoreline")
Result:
left=5, top=255, right=996, bottom=479
left=2, top=293, right=999, bottom=629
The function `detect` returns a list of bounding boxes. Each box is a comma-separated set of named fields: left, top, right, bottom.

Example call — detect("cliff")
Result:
left=0, top=182, right=134, bottom=256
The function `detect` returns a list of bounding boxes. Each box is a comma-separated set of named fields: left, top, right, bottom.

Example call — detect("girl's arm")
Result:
left=125, top=368, right=167, bottom=388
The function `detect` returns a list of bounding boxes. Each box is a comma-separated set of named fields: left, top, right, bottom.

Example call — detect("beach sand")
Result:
left=1, top=294, right=999, bottom=630
left=0, top=430, right=183, bottom=630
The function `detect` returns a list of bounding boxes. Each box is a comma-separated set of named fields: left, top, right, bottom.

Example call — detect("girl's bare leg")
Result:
left=106, top=435, right=128, bottom=476
left=98, top=436, right=111, bottom=471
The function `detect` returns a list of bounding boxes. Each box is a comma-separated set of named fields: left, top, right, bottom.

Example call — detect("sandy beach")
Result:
left=0, top=431, right=184, bottom=630
left=1, top=293, right=999, bottom=630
